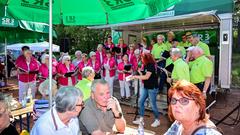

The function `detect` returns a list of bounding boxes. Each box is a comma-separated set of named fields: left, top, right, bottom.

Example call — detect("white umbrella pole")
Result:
left=49, top=0, right=53, bottom=108
left=4, top=37, right=8, bottom=85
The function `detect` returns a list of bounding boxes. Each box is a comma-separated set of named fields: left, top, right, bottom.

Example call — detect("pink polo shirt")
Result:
left=96, top=50, right=106, bottom=65
left=88, top=59, right=101, bottom=73
left=103, top=57, right=116, bottom=77
left=117, top=62, right=131, bottom=81
left=57, top=63, right=76, bottom=86
left=39, top=63, right=57, bottom=82
left=15, top=55, right=39, bottom=82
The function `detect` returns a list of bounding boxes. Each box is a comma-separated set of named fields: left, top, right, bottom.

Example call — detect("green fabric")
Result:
left=151, top=43, right=168, bottom=59
left=6, top=0, right=181, bottom=25
left=190, top=55, right=213, bottom=84
left=165, top=41, right=172, bottom=51
left=165, top=57, right=173, bottom=67
left=172, top=58, right=190, bottom=81
left=75, top=78, right=92, bottom=101
left=197, top=41, right=210, bottom=56
left=179, top=41, right=191, bottom=47
left=176, top=45, right=186, bottom=57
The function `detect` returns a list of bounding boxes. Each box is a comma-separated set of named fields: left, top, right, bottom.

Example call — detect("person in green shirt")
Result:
left=165, top=31, right=175, bottom=51
left=179, top=35, right=191, bottom=48
left=171, top=38, right=186, bottom=57
left=75, top=66, right=95, bottom=101
left=169, top=48, right=190, bottom=83
left=151, top=34, right=168, bottom=61
left=189, top=47, right=213, bottom=99
left=187, top=33, right=211, bottom=57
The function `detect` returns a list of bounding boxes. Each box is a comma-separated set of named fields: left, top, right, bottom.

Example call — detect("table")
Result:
left=11, top=103, right=33, bottom=132
left=111, top=125, right=156, bottom=135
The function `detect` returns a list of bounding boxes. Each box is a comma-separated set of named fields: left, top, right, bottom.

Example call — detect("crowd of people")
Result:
left=0, top=31, right=223, bottom=135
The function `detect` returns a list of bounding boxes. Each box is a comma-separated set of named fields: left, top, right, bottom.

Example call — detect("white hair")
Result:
left=192, top=46, right=204, bottom=55
left=82, top=66, right=94, bottom=78
left=89, top=51, right=96, bottom=57
left=75, top=50, right=82, bottom=56
left=171, top=48, right=182, bottom=57
left=157, top=34, right=165, bottom=41
left=134, top=49, right=140, bottom=55
left=62, top=55, right=71, bottom=63
left=41, top=54, right=49, bottom=64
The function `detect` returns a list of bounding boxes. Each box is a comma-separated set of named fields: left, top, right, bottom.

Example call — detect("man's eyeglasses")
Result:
left=170, top=97, right=194, bottom=106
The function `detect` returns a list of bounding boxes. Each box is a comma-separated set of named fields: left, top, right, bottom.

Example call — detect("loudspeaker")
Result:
left=60, top=38, right=70, bottom=52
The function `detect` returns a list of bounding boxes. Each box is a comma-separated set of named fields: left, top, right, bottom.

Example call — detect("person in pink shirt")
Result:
left=38, top=54, right=57, bottom=83
left=104, top=36, right=115, bottom=51
left=77, top=53, right=89, bottom=81
left=95, top=44, right=106, bottom=65
left=117, top=54, right=132, bottom=101
left=88, top=51, right=101, bottom=79
left=116, top=38, right=128, bottom=64
left=103, top=50, right=116, bottom=95
left=15, top=47, right=39, bottom=102
left=57, top=55, right=76, bottom=87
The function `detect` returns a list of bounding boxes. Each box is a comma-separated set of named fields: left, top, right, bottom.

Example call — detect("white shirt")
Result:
left=31, top=107, right=80, bottom=135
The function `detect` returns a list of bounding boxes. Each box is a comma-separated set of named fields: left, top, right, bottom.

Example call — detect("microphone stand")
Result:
left=126, top=73, right=149, bottom=120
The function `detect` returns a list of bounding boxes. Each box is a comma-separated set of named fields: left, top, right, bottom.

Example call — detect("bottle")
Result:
left=137, top=119, right=144, bottom=135
left=20, top=130, right=30, bottom=135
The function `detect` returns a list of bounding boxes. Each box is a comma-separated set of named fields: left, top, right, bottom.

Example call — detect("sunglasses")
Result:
left=170, top=97, right=194, bottom=106
left=66, top=59, right=71, bottom=61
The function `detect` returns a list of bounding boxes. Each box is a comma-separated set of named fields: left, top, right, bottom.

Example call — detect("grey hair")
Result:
left=62, top=55, right=71, bottom=63
left=82, top=66, right=94, bottom=78
left=171, top=48, right=182, bottom=57
left=55, top=86, right=83, bottom=113
left=75, top=50, right=82, bottom=56
left=41, top=54, right=49, bottom=64
left=91, top=79, right=109, bottom=93
left=192, top=34, right=200, bottom=41
left=192, top=46, right=204, bottom=55
left=157, top=34, right=165, bottom=41
left=97, top=44, right=103, bottom=49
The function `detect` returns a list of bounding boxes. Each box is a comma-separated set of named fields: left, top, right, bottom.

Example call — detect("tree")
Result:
left=54, top=25, right=110, bottom=55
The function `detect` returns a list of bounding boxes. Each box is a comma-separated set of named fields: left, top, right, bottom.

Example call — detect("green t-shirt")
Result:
left=179, top=41, right=191, bottom=47
left=172, top=58, right=190, bottom=81
left=165, top=57, right=173, bottom=67
left=151, top=43, right=168, bottom=59
left=165, top=41, right=172, bottom=51
left=197, top=41, right=210, bottom=56
left=190, top=55, right=213, bottom=84
left=75, top=78, right=92, bottom=101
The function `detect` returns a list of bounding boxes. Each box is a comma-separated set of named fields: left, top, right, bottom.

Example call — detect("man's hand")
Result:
left=107, top=98, right=118, bottom=114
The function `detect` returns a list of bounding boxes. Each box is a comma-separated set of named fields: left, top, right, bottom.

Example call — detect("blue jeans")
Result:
left=139, top=88, right=159, bottom=119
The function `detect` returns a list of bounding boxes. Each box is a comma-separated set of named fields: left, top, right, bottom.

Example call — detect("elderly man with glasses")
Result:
left=31, top=86, right=84, bottom=135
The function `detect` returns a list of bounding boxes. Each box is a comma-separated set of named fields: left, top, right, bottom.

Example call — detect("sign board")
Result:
left=0, top=17, right=18, bottom=27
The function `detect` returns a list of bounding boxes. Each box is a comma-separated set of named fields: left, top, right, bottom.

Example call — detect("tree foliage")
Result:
left=54, top=25, right=110, bottom=55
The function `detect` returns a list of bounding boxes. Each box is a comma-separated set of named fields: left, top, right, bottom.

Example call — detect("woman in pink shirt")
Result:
left=77, top=53, right=89, bottom=81
left=15, top=48, right=39, bottom=102
left=38, top=54, right=57, bottom=83
left=95, top=44, right=106, bottom=65
left=103, top=51, right=116, bottom=95
left=117, top=54, right=132, bottom=101
left=88, top=51, right=101, bottom=79
left=57, top=55, right=76, bottom=87
left=116, top=38, right=128, bottom=64
left=104, top=36, right=115, bottom=51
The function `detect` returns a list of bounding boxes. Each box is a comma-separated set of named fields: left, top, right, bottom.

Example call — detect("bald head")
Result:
left=191, top=47, right=204, bottom=59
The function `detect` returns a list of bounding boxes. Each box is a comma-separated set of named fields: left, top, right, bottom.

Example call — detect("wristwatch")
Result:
left=113, top=112, right=122, bottom=119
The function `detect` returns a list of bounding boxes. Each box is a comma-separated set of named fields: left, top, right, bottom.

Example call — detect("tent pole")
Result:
left=4, top=37, right=8, bottom=85
left=49, top=0, right=53, bottom=108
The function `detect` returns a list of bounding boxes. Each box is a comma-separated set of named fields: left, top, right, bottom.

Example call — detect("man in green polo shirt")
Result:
left=75, top=66, right=95, bottom=101
left=170, top=48, right=190, bottom=83
left=165, top=31, right=175, bottom=51
left=186, top=32, right=211, bottom=57
left=190, top=47, right=213, bottom=98
left=179, top=35, right=191, bottom=48
left=151, top=34, right=168, bottom=60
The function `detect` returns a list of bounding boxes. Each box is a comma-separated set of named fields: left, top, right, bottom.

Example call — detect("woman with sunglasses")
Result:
left=164, top=80, right=222, bottom=135
left=57, top=55, right=76, bottom=87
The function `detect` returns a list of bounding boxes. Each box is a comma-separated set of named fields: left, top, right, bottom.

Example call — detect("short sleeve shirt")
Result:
left=172, top=59, right=190, bottom=82
left=197, top=41, right=211, bottom=56
left=79, top=97, right=121, bottom=134
left=190, top=55, right=213, bottom=84
left=165, top=41, right=172, bottom=51
left=143, top=63, right=158, bottom=89
left=151, top=43, right=168, bottom=59
left=75, top=78, right=92, bottom=101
